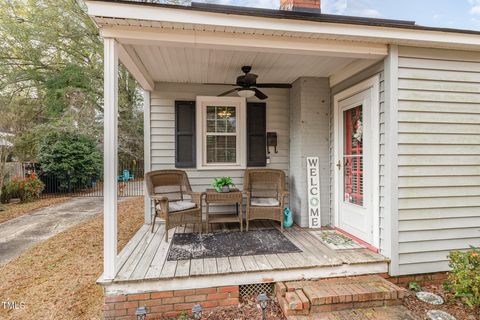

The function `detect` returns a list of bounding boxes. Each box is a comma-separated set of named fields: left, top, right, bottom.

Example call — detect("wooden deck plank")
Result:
left=297, top=228, right=345, bottom=265
left=286, top=227, right=336, bottom=265
left=114, top=221, right=388, bottom=283
left=145, top=225, right=171, bottom=279
left=253, top=255, right=272, bottom=270
left=116, top=224, right=149, bottom=273
left=276, top=253, right=297, bottom=268
left=130, top=224, right=165, bottom=279
left=264, top=253, right=286, bottom=269
left=216, top=257, right=232, bottom=274
left=190, top=258, right=204, bottom=275
left=283, top=227, right=333, bottom=267
left=175, top=259, right=191, bottom=277
left=158, top=226, right=185, bottom=278
left=229, top=256, right=245, bottom=272
left=117, top=225, right=158, bottom=280
left=286, top=252, right=306, bottom=268
left=241, top=255, right=259, bottom=271
left=203, top=258, right=218, bottom=275
left=282, top=228, right=321, bottom=265
left=159, top=260, right=177, bottom=278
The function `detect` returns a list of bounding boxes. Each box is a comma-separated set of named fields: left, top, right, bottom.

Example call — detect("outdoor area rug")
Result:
left=310, top=230, right=364, bottom=250
left=166, top=229, right=302, bottom=260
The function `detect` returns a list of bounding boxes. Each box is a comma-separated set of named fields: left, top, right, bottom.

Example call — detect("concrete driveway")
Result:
left=0, top=197, right=105, bottom=267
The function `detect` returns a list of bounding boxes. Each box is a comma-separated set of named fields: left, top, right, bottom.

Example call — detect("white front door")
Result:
left=337, top=89, right=373, bottom=244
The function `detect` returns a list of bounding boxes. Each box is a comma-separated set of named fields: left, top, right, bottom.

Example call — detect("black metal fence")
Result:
left=38, top=163, right=145, bottom=198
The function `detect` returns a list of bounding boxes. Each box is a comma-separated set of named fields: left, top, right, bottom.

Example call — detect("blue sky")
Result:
left=197, top=0, right=480, bottom=30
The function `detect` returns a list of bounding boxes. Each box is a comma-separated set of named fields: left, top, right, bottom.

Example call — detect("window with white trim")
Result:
left=196, top=96, right=246, bottom=170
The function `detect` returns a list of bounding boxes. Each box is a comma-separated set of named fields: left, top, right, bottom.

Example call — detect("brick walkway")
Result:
left=288, top=305, right=417, bottom=319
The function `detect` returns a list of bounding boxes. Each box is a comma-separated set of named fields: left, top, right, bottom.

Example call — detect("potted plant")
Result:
left=212, top=177, right=235, bottom=193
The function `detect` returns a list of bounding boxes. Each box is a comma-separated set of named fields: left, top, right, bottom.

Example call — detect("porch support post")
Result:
left=143, top=90, right=152, bottom=224
left=103, top=37, right=119, bottom=280
left=383, top=45, right=400, bottom=275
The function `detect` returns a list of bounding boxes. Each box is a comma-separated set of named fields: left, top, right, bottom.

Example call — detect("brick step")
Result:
left=275, top=275, right=407, bottom=317
left=287, top=305, right=417, bottom=320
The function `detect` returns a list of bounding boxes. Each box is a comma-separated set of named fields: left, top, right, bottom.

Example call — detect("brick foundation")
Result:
left=379, top=271, right=448, bottom=288
left=104, top=285, right=239, bottom=320
left=103, top=272, right=448, bottom=319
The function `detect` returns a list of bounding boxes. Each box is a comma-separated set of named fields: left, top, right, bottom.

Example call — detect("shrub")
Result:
left=447, top=246, right=480, bottom=308
left=37, top=131, right=102, bottom=191
left=1, top=173, right=44, bottom=203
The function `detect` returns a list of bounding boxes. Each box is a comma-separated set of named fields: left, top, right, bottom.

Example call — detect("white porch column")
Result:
left=103, top=38, right=119, bottom=280
left=143, top=90, right=152, bottom=224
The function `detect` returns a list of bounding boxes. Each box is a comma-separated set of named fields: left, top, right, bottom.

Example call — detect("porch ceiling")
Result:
left=126, top=44, right=359, bottom=84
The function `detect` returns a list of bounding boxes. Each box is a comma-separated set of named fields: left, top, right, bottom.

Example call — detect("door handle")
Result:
left=336, top=160, right=342, bottom=170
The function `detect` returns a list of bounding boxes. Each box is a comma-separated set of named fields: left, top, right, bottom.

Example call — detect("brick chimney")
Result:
left=280, top=0, right=321, bottom=13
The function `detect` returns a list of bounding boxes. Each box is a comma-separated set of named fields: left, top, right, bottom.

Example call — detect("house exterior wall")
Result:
left=149, top=83, right=290, bottom=211
left=394, top=46, right=480, bottom=275
left=330, top=63, right=386, bottom=251
left=289, top=77, right=331, bottom=227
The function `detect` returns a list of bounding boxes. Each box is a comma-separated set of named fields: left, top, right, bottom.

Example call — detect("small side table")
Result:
left=205, top=188, right=243, bottom=233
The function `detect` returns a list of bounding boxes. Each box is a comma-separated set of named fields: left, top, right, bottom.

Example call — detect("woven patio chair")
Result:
left=243, top=169, right=289, bottom=232
left=145, top=170, right=204, bottom=241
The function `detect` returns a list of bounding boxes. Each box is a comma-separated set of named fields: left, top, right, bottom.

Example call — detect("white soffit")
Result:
left=128, top=45, right=359, bottom=84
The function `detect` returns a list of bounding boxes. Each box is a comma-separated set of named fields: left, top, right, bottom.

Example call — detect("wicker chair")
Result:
left=243, top=169, right=289, bottom=232
left=145, top=170, right=204, bottom=241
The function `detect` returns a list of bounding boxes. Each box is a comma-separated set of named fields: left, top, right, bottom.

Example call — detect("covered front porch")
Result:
left=99, top=220, right=388, bottom=294
left=87, top=0, right=391, bottom=289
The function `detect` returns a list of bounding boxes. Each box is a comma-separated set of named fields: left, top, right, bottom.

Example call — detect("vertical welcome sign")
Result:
left=307, top=157, right=321, bottom=228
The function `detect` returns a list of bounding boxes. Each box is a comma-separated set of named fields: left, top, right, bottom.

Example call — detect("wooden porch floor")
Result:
left=101, top=220, right=388, bottom=291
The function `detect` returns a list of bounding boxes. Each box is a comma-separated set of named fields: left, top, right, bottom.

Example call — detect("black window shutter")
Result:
left=247, top=102, right=267, bottom=167
left=175, top=101, right=196, bottom=168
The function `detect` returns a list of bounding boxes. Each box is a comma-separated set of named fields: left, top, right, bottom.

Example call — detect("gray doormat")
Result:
left=167, top=229, right=301, bottom=261
left=310, top=230, right=364, bottom=250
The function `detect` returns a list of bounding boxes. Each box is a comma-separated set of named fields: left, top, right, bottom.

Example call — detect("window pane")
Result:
left=206, top=136, right=236, bottom=163
left=206, top=106, right=236, bottom=133
left=343, top=105, right=363, bottom=206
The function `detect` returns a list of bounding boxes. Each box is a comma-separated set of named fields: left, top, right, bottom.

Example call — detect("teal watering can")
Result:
left=284, top=207, right=293, bottom=228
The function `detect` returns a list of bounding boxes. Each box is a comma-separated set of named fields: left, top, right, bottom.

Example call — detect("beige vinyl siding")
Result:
left=150, top=82, right=289, bottom=212
left=330, top=63, right=386, bottom=252
left=396, top=46, right=480, bottom=275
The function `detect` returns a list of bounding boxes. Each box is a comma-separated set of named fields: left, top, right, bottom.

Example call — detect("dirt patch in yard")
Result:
left=0, top=197, right=71, bottom=224
left=203, top=295, right=286, bottom=320
left=155, top=295, right=286, bottom=320
left=0, top=197, right=144, bottom=320
left=403, top=285, right=479, bottom=320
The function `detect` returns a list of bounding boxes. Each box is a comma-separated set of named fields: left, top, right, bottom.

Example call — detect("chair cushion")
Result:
left=156, top=200, right=197, bottom=213
left=251, top=197, right=279, bottom=207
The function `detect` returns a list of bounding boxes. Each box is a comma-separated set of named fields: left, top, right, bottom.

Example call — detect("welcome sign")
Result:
left=307, top=157, right=321, bottom=228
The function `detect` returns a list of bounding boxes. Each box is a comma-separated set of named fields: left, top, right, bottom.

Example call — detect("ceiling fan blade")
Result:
left=218, top=88, right=240, bottom=96
left=254, top=83, right=292, bottom=88
left=203, top=83, right=237, bottom=86
left=254, top=88, right=268, bottom=100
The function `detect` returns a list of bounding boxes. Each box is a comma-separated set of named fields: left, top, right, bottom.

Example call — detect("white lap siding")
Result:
left=150, top=83, right=290, bottom=212
left=396, top=46, right=480, bottom=274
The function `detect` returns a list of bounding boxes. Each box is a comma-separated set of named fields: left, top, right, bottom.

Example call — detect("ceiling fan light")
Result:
left=237, top=88, right=255, bottom=98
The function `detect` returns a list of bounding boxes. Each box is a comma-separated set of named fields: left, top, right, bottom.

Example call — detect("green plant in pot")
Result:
left=212, top=177, right=234, bottom=193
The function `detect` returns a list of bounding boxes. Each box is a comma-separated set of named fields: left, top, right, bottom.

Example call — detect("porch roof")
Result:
left=86, top=1, right=480, bottom=48
left=86, top=0, right=480, bottom=91
left=89, top=0, right=480, bottom=36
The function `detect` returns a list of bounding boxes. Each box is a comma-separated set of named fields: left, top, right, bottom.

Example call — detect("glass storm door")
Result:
left=338, top=89, right=373, bottom=244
